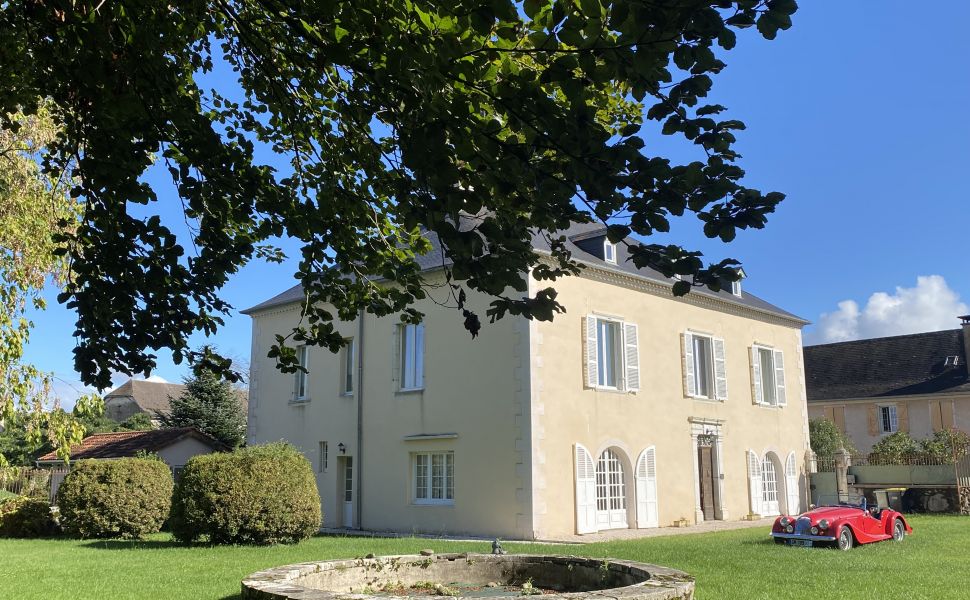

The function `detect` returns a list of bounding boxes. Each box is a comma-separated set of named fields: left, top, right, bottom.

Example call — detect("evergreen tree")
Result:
left=156, top=372, right=246, bottom=448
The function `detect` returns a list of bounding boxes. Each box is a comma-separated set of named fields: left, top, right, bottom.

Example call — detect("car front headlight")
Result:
left=811, top=526, right=819, bottom=535
left=780, top=517, right=791, bottom=527
left=818, top=519, right=829, bottom=530
left=786, top=525, right=794, bottom=533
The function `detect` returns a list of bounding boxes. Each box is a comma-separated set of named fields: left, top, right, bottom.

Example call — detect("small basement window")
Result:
left=603, top=240, right=617, bottom=264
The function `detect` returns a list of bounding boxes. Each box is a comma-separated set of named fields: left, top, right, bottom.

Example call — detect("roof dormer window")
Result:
left=730, top=267, right=747, bottom=297
left=603, top=240, right=617, bottom=264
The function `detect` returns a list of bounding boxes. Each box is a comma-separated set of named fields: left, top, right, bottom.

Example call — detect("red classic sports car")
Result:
left=770, top=494, right=912, bottom=550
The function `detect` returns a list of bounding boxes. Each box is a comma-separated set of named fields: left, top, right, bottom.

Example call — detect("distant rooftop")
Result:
left=805, top=328, right=970, bottom=402
left=36, top=427, right=224, bottom=463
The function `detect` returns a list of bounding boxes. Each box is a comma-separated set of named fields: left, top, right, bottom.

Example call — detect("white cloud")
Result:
left=808, top=275, right=968, bottom=344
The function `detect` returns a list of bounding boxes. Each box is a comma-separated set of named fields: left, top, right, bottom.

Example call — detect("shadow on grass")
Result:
left=79, top=539, right=192, bottom=550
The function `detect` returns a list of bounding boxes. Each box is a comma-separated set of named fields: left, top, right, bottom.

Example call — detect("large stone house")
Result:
left=103, top=377, right=187, bottom=423
left=244, top=223, right=811, bottom=539
left=805, top=318, right=970, bottom=453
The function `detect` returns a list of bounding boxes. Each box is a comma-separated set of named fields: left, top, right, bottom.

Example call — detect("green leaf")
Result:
left=578, top=0, right=601, bottom=19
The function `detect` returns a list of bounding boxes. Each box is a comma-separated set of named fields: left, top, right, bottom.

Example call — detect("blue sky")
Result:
left=22, top=1, right=970, bottom=404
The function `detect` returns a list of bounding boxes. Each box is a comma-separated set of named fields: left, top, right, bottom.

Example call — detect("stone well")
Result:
left=241, top=553, right=694, bottom=600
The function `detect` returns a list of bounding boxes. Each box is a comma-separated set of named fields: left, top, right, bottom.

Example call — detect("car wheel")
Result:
left=837, top=526, right=854, bottom=551
left=892, top=519, right=905, bottom=542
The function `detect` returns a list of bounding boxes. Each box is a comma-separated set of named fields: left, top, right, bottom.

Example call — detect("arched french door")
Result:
left=761, top=454, right=780, bottom=516
left=635, top=447, right=658, bottom=528
left=596, top=449, right=628, bottom=529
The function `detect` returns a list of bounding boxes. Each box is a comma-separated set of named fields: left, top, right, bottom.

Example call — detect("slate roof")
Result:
left=104, top=379, right=187, bottom=414
left=804, top=328, right=970, bottom=402
left=104, top=379, right=249, bottom=414
left=36, top=427, right=224, bottom=463
left=242, top=220, right=806, bottom=324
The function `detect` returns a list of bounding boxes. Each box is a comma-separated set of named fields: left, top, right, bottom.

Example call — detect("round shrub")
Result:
left=57, top=458, right=173, bottom=539
left=170, top=442, right=321, bottom=545
left=0, top=496, right=59, bottom=538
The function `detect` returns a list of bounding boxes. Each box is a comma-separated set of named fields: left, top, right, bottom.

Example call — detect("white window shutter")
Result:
left=624, top=322, right=640, bottom=393
left=635, top=447, right=658, bottom=528
left=584, top=316, right=598, bottom=389
left=682, top=333, right=695, bottom=397
left=750, top=346, right=763, bottom=405
left=713, top=337, right=728, bottom=401
left=574, top=444, right=597, bottom=534
left=785, top=452, right=799, bottom=515
left=415, top=324, right=425, bottom=388
left=747, top=450, right=763, bottom=516
left=774, top=349, right=786, bottom=406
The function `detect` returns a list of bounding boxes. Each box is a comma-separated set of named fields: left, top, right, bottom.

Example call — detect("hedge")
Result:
left=57, top=458, right=173, bottom=539
left=170, top=442, right=321, bottom=545
left=0, top=496, right=59, bottom=538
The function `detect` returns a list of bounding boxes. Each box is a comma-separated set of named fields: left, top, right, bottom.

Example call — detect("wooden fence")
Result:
left=957, top=453, right=970, bottom=515
left=0, top=467, right=70, bottom=504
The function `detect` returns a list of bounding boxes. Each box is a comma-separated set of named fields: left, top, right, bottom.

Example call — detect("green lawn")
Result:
left=1, top=515, right=966, bottom=600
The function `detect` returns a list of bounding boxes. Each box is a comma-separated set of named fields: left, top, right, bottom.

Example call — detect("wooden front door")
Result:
left=698, top=445, right=716, bottom=521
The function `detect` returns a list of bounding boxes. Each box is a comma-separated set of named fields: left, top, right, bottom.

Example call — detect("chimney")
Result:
left=960, top=315, right=970, bottom=366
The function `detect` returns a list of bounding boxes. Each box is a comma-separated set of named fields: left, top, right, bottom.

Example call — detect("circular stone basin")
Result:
left=241, top=553, right=694, bottom=600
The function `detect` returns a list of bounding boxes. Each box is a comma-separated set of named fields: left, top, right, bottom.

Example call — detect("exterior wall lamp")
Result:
left=338, top=442, right=346, bottom=454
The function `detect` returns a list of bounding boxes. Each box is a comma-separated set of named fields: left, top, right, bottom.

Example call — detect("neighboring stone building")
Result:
left=103, top=377, right=186, bottom=423
left=36, top=427, right=225, bottom=480
left=103, top=376, right=249, bottom=425
left=244, top=222, right=811, bottom=539
left=805, top=317, right=970, bottom=453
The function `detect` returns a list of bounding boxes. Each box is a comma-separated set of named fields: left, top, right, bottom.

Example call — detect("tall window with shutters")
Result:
left=400, top=323, right=425, bottom=391
left=750, top=345, right=786, bottom=407
left=682, top=332, right=727, bottom=401
left=341, top=338, right=355, bottom=395
left=294, top=345, right=309, bottom=401
left=584, top=315, right=639, bottom=392
left=880, top=405, right=898, bottom=434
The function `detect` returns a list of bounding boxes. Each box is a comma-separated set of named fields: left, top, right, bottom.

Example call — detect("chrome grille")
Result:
left=795, top=517, right=812, bottom=535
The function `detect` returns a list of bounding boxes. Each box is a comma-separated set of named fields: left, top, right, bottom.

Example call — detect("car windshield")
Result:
left=817, top=494, right=866, bottom=510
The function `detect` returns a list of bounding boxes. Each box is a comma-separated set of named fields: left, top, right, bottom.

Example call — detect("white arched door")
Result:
left=574, top=444, right=597, bottom=534
left=761, top=455, right=780, bottom=516
left=635, top=447, right=658, bottom=528
left=785, top=452, right=800, bottom=515
left=596, top=449, right=628, bottom=529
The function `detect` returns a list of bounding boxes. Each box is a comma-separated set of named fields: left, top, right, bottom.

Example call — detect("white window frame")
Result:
left=412, top=451, right=454, bottom=505
left=603, top=240, right=617, bottom=264
left=731, top=280, right=742, bottom=296
left=879, top=404, right=899, bottom=434
left=341, top=338, right=355, bottom=396
left=318, top=441, right=328, bottom=473
left=691, top=333, right=715, bottom=399
left=596, top=317, right=623, bottom=389
left=751, top=344, right=786, bottom=407
left=755, top=346, right=778, bottom=406
left=400, top=323, right=425, bottom=391
left=585, top=315, right=639, bottom=393
left=294, top=345, right=309, bottom=401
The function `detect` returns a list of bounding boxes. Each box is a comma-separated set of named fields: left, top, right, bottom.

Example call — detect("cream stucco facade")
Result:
left=247, top=259, right=810, bottom=539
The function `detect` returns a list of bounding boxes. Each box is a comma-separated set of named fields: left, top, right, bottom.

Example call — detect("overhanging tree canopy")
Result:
left=0, top=0, right=797, bottom=388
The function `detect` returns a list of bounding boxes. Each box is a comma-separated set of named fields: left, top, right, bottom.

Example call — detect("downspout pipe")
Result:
left=356, top=310, right=364, bottom=529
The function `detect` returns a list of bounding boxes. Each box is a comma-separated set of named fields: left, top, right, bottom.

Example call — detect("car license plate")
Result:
left=786, top=539, right=812, bottom=547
